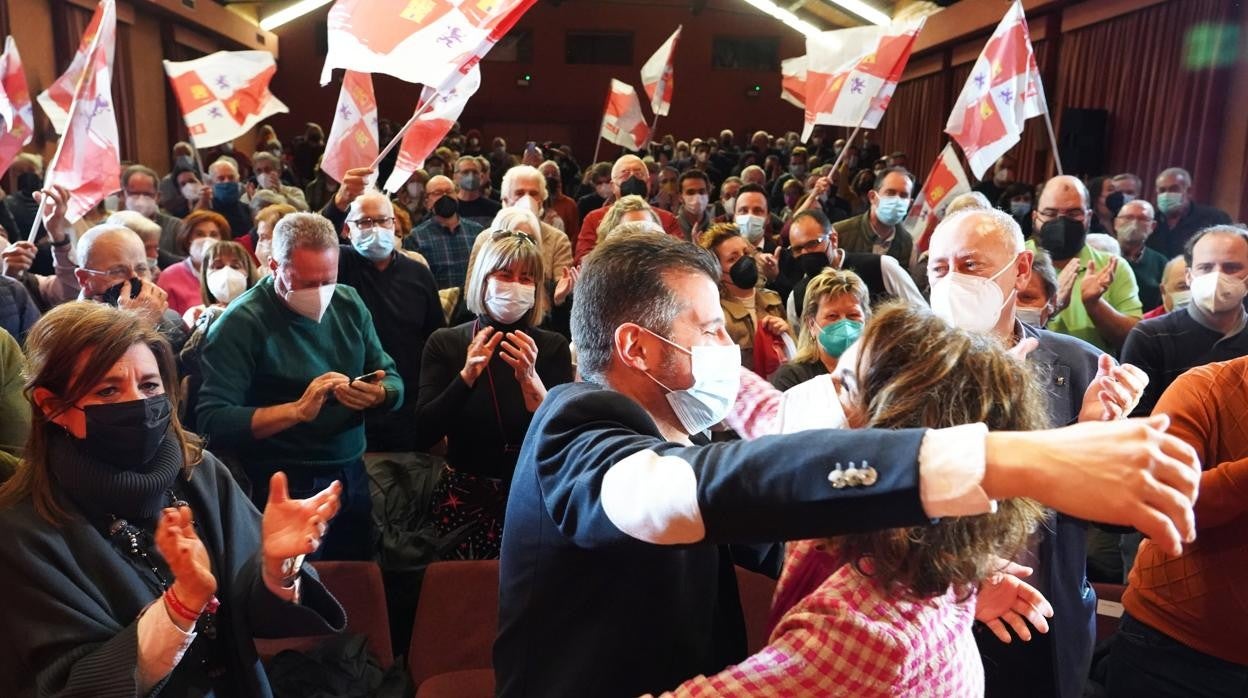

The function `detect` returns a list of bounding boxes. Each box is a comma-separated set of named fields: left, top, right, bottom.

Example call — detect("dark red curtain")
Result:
left=873, top=69, right=949, bottom=178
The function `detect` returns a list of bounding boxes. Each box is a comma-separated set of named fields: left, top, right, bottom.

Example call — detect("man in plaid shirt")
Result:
left=402, top=174, right=484, bottom=290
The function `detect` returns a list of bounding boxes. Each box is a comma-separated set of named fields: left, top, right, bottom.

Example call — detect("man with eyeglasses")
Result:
left=1113, top=200, right=1169, bottom=312
left=783, top=209, right=924, bottom=327
left=336, top=190, right=444, bottom=451
left=73, top=222, right=187, bottom=351
left=1032, top=175, right=1143, bottom=353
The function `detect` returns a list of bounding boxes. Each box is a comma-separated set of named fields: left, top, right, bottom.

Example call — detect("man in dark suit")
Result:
left=494, top=232, right=1198, bottom=698
left=927, top=207, right=1150, bottom=698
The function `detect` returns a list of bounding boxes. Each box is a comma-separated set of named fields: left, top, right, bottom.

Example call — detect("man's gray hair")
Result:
left=944, top=191, right=992, bottom=216
left=121, top=164, right=160, bottom=191
left=1157, top=167, right=1192, bottom=185
left=347, top=189, right=394, bottom=221
left=1112, top=172, right=1143, bottom=191
left=77, top=224, right=144, bottom=269
left=106, top=211, right=161, bottom=244
left=501, top=165, right=547, bottom=204
left=1086, top=233, right=1121, bottom=257
left=934, top=207, right=1026, bottom=256
left=607, top=220, right=665, bottom=239
left=252, top=150, right=280, bottom=168
left=209, top=157, right=239, bottom=176
left=572, top=233, right=720, bottom=384
left=271, top=212, right=338, bottom=265
left=250, top=189, right=287, bottom=217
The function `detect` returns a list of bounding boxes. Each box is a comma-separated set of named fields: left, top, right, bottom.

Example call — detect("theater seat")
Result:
left=408, top=560, right=500, bottom=693
left=255, top=560, right=394, bottom=669
left=1092, top=582, right=1126, bottom=643
left=735, top=565, right=778, bottom=654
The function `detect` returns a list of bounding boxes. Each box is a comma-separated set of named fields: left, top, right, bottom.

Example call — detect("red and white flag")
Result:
left=383, top=65, right=481, bottom=193
left=163, top=51, right=288, bottom=149
left=43, top=0, right=120, bottom=225
left=780, top=55, right=807, bottom=110
left=907, top=143, right=972, bottom=254
left=321, top=71, right=379, bottom=184
left=945, top=0, right=1047, bottom=178
left=640, top=26, right=681, bottom=117
left=36, top=1, right=116, bottom=134
left=801, top=19, right=925, bottom=141
left=600, top=79, right=650, bottom=152
left=320, top=0, right=536, bottom=92
left=0, top=37, right=34, bottom=177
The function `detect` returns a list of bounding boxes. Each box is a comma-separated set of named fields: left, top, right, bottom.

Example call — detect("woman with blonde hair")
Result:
left=771, top=268, right=870, bottom=391
left=661, top=303, right=1052, bottom=697
left=416, top=230, right=574, bottom=559
left=0, top=302, right=345, bottom=695
left=696, top=223, right=791, bottom=373
left=595, top=195, right=661, bottom=246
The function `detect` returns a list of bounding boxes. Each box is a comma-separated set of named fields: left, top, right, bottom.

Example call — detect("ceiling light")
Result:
left=821, top=0, right=892, bottom=26
left=259, top=0, right=334, bottom=32
left=739, top=0, right=823, bottom=37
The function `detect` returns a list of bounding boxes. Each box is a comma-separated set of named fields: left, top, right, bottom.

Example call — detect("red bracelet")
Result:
left=164, top=587, right=216, bottom=623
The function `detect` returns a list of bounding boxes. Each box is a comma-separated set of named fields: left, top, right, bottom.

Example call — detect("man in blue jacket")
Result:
left=494, top=232, right=1196, bottom=698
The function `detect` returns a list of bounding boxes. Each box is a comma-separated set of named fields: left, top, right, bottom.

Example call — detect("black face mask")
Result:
left=798, top=250, right=829, bottom=278
left=1038, top=217, right=1087, bottom=261
left=79, top=395, right=173, bottom=470
left=729, top=255, right=759, bottom=289
left=619, top=177, right=648, bottom=198
left=101, top=278, right=142, bottom=306
left=432, top=194, right=459, bottom=219
left=17, top=172, right=42, bottom=195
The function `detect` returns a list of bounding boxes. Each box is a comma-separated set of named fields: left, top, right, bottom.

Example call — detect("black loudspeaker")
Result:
left=1058, top=108, right=1108, bottom=177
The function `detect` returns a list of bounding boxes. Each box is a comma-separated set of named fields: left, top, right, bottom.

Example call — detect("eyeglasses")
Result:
left=82, top=263, right=151, bottom=281
left=491, top=229, right=536, bottom=245
left=348, top=216, right=395, bottom=230
left=1036, top=208, right=1088, bottom=221
left=791, top=234, right=830, bottom=254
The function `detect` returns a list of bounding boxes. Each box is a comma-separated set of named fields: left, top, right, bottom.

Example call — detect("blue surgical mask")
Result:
left=1010, top=201, right=1032, bottom=217
left=352, top=228, right=396, bottom=262
left=639, top=328, right=741, bottom=435
left=817, top=319, right=862, bottom=358
left=459, top=172, right=481, bottom=192
left=213, top=181, right=240, bottom=205
left=734, top=214, right=766, bottom=244
left=874, top=195, right=909, bottom=226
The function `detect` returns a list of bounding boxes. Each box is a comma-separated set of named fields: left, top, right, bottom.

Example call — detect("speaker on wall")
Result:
left=1057, top=108, right=1108, bottom=178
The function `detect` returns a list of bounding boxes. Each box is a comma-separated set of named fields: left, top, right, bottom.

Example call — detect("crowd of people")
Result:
left=0, top=117, right=1240, bottom=697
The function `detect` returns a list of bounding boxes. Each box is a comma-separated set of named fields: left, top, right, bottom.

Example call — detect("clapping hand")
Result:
left=553, top=266, right=580, bottom=306
left=262, top=472, right=342, bottom=566
left=461, top=326, right=504, bottom=387
left=156, top=505, right=217, bottom=618
left=1079, top=355, right=1148, bottom=422
left=1080, top=257, right=1118, bottom=305
left=1054, top=260, right=1080, bottom=314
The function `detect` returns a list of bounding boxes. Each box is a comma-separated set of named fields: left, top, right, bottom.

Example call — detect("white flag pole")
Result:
left=369, top=90, right=441, bottom=172
left=1041, top=106, right=1064, bottom=176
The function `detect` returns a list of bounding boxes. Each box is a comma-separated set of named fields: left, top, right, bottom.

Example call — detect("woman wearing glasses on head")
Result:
left=416, top=229, right=574, bottom=560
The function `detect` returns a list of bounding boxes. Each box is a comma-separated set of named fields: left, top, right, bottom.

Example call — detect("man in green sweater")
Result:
left=198, top=212, right=403, bottom=561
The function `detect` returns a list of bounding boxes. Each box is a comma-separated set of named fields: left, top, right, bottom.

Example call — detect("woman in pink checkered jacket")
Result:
left=657, top=303, right=1054, bottom=697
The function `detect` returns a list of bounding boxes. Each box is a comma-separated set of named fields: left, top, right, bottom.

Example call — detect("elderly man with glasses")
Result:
left=336, top=190, right=445, bottom=451
left=1032, top=175, right=1143, bottom=352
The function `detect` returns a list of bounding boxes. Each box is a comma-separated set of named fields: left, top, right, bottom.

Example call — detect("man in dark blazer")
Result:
left=494, top=232, right=1197, bottom=698
left=927, top=208, right=1150, bottom=698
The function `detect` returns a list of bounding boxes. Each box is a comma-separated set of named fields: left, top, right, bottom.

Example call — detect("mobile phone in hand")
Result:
left=351, top=371, right=384, bottom=384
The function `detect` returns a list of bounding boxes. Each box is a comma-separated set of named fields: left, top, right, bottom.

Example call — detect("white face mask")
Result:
left=181, top=182, right=203, bottom=202
left=930, top=256, right=1018, bottom=333
left=257, top=171, right=281, bottom=190
left=283, top=282, right=336, bottom=322
left=1190, top=271, right=1248, bottom=314
left=1168, top=290, right=1191, bottom=311
left=189, top=236, right=218, bottom=264
left=734, top=214, right=766, bottom=244
left=484, top=278, right=536, bottom=325
left=513, top=195, right=541, bottom=216
left=126, top=194, right=158, bottom=218
left=1015, top=305, right=1046, bottom=328
left=1115, top=219, right=1149, bottom=245
left=406, top=182, right=424, bottom=199
left=640, top=328, right=741, bottom=435
left=683, top=193, right=708, bottom=215
left=207, top=266, right=248, bottom=304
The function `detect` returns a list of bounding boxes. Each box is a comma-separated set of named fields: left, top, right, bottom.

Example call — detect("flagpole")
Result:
left=1041, top=107, right=1064, bottom=176
left=368, top=90, right=441, bottom=172
left=30, top=1, right=112, bottom=242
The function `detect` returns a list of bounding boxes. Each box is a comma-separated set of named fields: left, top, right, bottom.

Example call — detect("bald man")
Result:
left=75, top=224, right=188, bottom=351
left=404, top=174, right=485, bottom=290
left=1114, top=199, right=1170, bottom=311
left=928, top=207, right=1148, bottom=698
left=574, top=155, right=683, bottom=263
left=1148, top=166, right=1232, bottom=258
left=1032, top=175, right=1143, bottom=352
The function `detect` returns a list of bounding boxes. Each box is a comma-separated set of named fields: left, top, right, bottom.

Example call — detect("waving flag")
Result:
left=0, top=37, right=34, bottom=177
left=383, top=65, right=481, bottom=193
left=163, top=51, right=288, bottom=149
left=945, top=0, right=1047, bottom=178
left=43, top=0, right=119, bottom=225
left=600, top=79, right=650, bottom=151
left=36, top=0, right=116, bottom=134
left=780, top=55, right=807, bottom=109
left=640, top=26, right=681, bottom=117
left=321, top=71, right=379, bottom=184
left=320, top=0, right=536, bottom=91
left=801, top=19, right=925, bottom=141
left=907, top=143, right=972, bottom=253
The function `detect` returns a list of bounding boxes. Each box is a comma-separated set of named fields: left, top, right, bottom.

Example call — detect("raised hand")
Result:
left=1, top=241, right=36, bottom=278
left=333, top=167, right=375, bottom=212
left=975, top=560, right=1053, bottom=643
left=1079, top=354, right=1149, bottom=422
left=500, top=329, right=540, bottom=383
left=1080, top=257, right=1117, bottom=305
left=262, top=472, right=342, bottom=575
left=33, top=185, right=73, bottom=244
left=1054, top=260, right=1080, bottom=314
left=553, top=266, right=580, bottom=306
left=461, top=326, right=504, bottom=387
left=118, top=278, right=170, bottom=326
left=156, top=505, right=217, bottom=612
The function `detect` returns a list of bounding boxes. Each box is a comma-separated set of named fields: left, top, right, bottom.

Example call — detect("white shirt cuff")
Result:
left=264, top=569, right=303, bottom=604
left=918, top=423, right=996, bottom=518
left=136, top=597, right=196, bottom=693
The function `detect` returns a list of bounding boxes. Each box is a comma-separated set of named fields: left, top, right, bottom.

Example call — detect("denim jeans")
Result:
left=246, top=459, right=375, bottom=562
left=1107, top=613, right=1248, bottom=697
